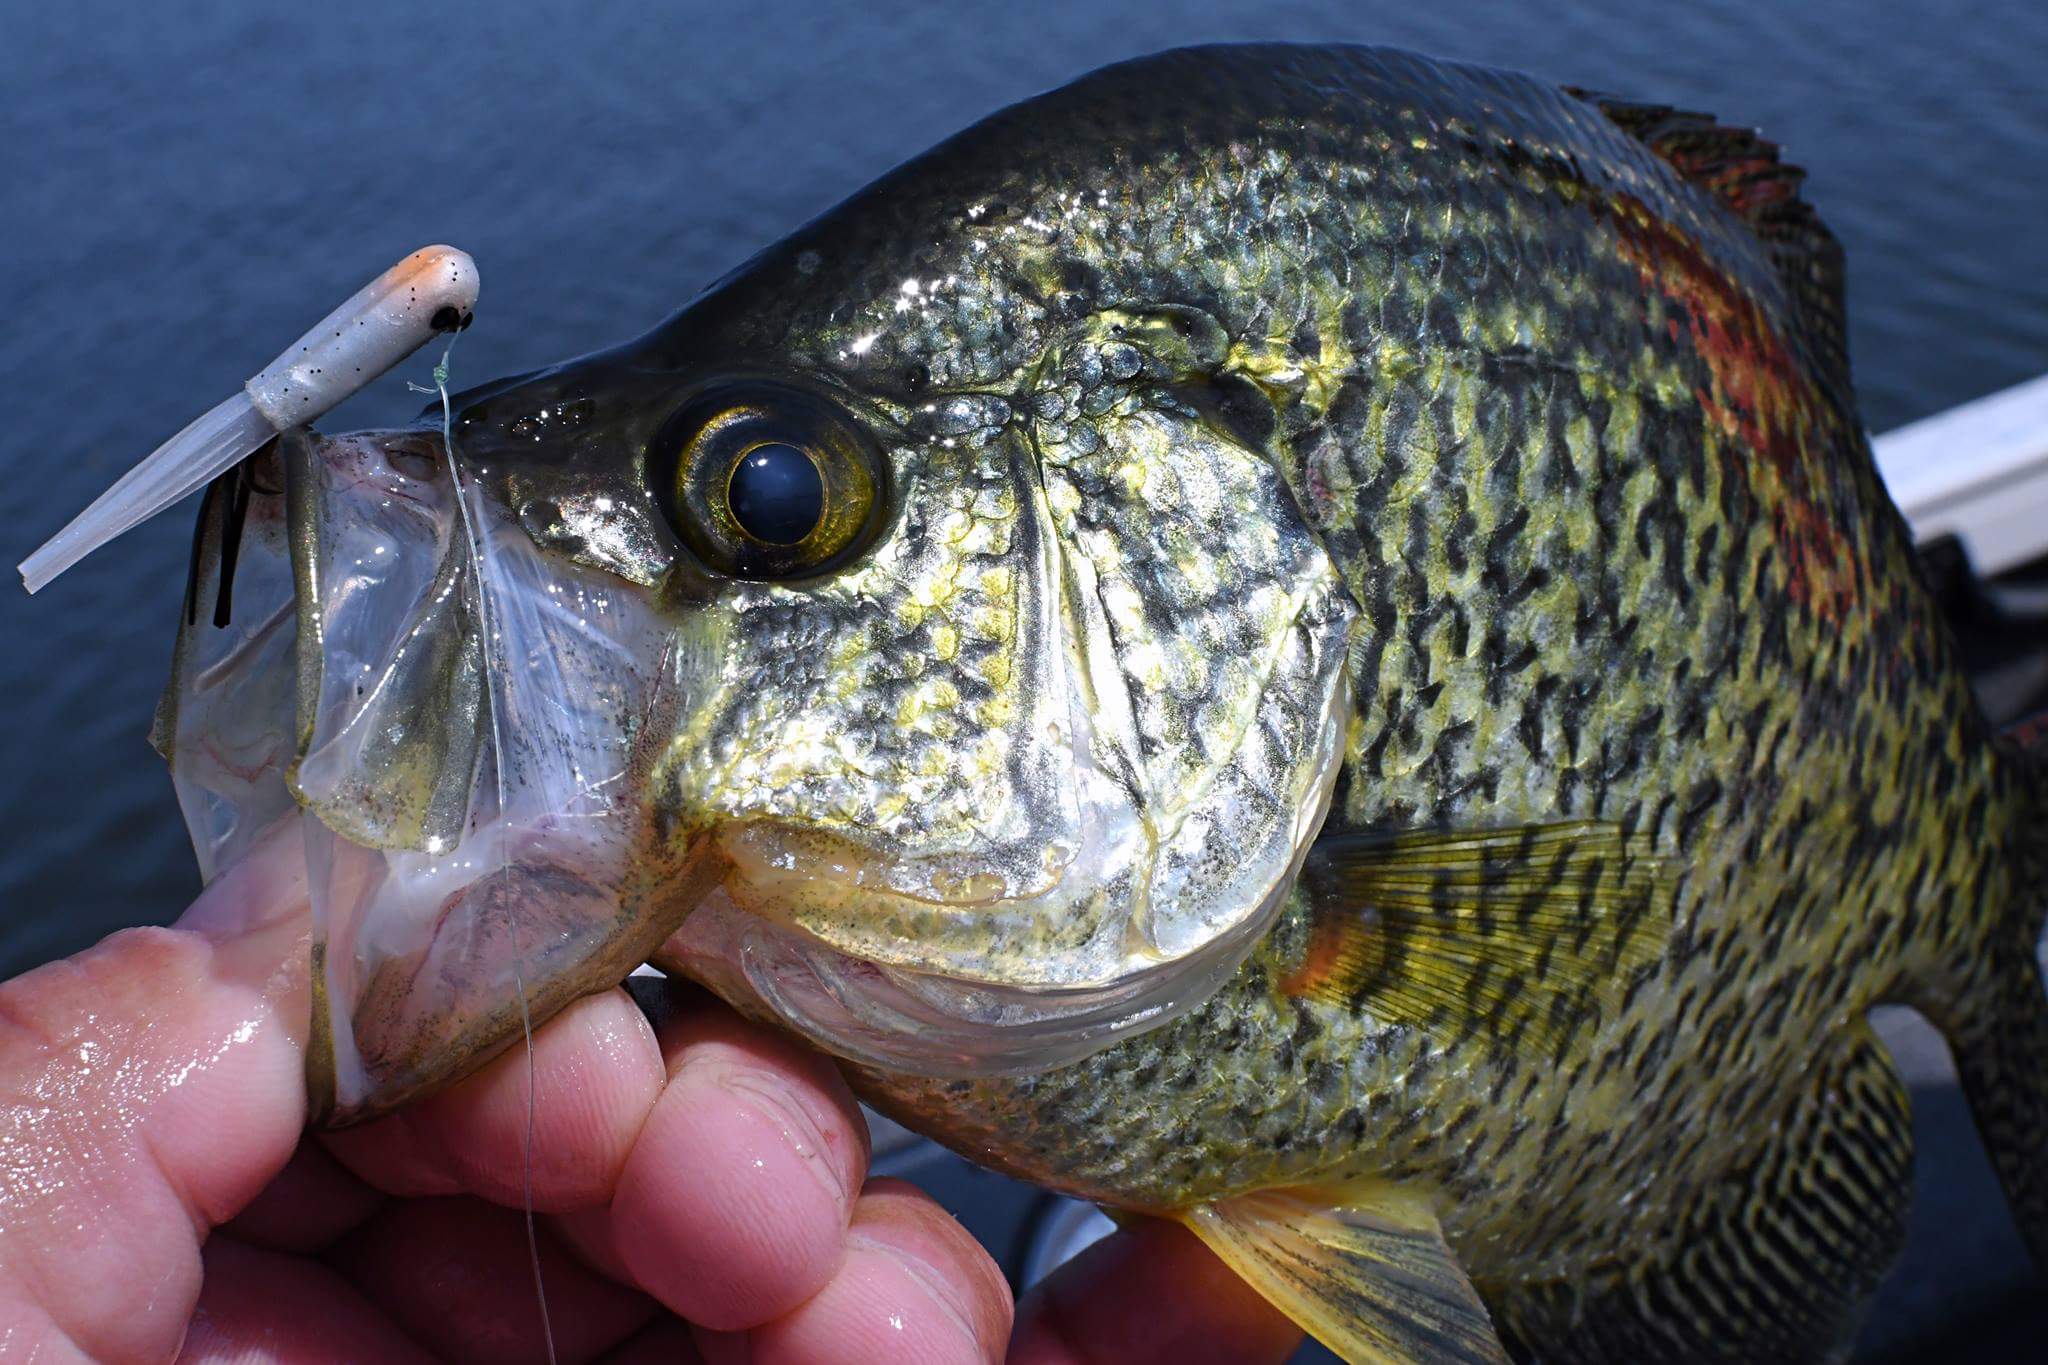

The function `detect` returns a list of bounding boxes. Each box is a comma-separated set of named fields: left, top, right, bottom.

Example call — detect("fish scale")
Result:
left=654, top=44, right=2040, bottom=1357
left=712, top=44, right=2040, bottom=1357
left=132, top=42, right=2046, bottom=1361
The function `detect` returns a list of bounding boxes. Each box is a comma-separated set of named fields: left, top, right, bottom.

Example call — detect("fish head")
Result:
left=161, top=114, right=1357, bottom=1122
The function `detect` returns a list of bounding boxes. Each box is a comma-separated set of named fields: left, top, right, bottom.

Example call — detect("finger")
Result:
left=1010, top=1216, right=1302, bottom=1365
left=0, top=819, right=311, bottom=1363
left=322, top=987, right=664, bottom=1212
left=748, top=1178, right=1012, bottom=1365
left=328, top=1193, right=656, bottom=1365
left=178, top=1236, right=434, bottom=1364
left=314, top=1095, right=464, bottom=1199
left=223, top=1134, right=386, bottom=1253
left=608, top=994, right=870, bottom=1329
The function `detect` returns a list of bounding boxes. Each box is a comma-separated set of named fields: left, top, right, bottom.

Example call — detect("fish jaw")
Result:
left=158, top=425, right=699, bottom=1123
left=657, top=873, right=1295, bottom=1078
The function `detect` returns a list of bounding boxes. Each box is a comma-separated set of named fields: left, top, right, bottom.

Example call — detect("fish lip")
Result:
left=161, top=423, right=682, bottom=1123
left=279, top=425, right=489, bottom=853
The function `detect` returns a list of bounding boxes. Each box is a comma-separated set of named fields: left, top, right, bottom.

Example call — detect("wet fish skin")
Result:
left=580, top=45, right=2030, bottom=1357
left=178, top=42, right=2046, bottom=1361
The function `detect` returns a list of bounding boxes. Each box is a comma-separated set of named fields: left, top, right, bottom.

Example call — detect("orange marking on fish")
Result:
left=1281, top=915, right=1364, bottom=1000
left=1609, top=196, right=1858, bottom=620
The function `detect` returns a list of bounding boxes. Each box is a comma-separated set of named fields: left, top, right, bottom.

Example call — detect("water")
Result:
left=1, top=1, right=2043, bottom=1352
left=4, top=0, right=2044, bottom=967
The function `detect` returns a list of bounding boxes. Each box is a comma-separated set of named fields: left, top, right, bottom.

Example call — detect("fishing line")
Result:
left=414, top=337, right=559, bottom=1365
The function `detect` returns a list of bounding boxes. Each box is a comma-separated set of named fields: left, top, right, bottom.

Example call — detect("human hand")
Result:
left=0, top=835, right=1302, bottom=1363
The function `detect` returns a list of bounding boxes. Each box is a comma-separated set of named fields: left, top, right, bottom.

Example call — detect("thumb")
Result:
left=0, top=816, right=312, bottom=1363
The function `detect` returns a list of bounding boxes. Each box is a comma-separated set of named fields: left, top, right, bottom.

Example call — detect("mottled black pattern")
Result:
left=1492, top=1024, right=1914, bottom=1362
left=649, top=46, right=2046, bottom=1360
left=451, top=43, right=2048, bottom=1361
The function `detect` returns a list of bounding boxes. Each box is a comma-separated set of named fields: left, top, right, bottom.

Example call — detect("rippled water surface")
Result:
left=7, top=0, right=2044, bottom=967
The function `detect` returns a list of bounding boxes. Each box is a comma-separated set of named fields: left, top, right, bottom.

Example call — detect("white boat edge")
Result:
left=1875, top=371, right=2048, bottom=577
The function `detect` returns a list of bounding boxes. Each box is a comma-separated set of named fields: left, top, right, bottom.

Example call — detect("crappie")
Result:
left=101, top=43, right=2048, bottom=1362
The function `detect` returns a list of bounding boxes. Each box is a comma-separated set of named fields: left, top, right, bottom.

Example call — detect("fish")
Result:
left=74, top=42, right=2048, bottom=1362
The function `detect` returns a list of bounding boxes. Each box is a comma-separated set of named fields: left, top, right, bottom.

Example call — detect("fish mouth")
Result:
left=154, top=430, right=485, bottom=877
left=157, top=428, right=685, bottom=1124
left=284, top=430, right=486, bottom=855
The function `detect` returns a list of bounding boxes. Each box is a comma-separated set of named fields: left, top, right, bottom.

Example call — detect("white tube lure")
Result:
left=18, top=246, right=480, bottom=594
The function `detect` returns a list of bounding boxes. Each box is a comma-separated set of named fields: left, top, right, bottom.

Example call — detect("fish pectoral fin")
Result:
left=1284, top=821, right=1670, bottom=1064
left=1177, top=1183, right=1508, bottom=1364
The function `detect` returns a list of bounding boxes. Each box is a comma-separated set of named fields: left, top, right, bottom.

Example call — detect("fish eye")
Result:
left=654, top=382, right=882, bottom=579
left=727, top=443, right=824, bottom=545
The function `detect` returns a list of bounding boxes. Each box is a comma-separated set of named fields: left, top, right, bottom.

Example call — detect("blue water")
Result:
left=1, top=3, right=2043, bottom=1353
left=5, top=0, right=2045, bottom=968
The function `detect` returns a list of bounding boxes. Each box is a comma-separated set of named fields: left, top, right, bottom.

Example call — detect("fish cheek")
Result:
left=1035, top=401, right=1357, bottom=964
left=643, top=432, right=1093, bottom=953
left=678, top=396, right=1356, bottom=998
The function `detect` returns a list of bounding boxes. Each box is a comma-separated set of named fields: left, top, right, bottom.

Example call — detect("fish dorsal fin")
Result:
left=1572, top=90, right=1850, bottom=390
left=1283, top=822, right=1669, bottom=1065
left=1178, top=1183, right=1508, bottom=1364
